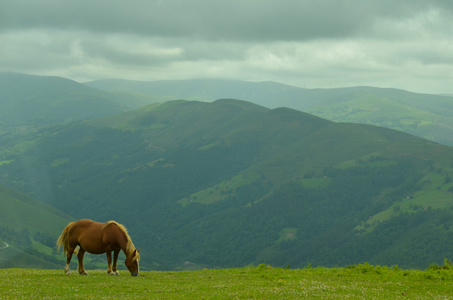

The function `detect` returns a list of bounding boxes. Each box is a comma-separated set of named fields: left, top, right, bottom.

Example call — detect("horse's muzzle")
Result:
left=131, top=272, right=138, bottom=277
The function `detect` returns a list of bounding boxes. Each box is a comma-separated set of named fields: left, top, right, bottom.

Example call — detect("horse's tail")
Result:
left=56, top=222, right=74, bottom=256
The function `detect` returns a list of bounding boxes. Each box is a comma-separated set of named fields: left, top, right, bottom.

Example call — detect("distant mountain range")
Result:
left=3, top=72, right=453, bottom=145
left=0, top=72, right=139, bottom=127
left=86, top=78, right=453, bottom=146
left=2, top=92, right=453, bottom=270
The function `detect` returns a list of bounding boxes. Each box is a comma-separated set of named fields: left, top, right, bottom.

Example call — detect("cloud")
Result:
left=1, top=0, right=453, bottom=93
left=4, top=0, right=450, bottom=41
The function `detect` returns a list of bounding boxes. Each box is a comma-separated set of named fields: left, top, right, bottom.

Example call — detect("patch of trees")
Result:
left=131, top=158, right=433, bottom=270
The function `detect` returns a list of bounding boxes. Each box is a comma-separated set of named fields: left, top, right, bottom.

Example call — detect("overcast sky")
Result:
left=1, top=0, right=453, bottom=94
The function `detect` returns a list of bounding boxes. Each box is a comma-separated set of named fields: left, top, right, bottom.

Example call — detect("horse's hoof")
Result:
left=64, top=265, right=71, bottom=275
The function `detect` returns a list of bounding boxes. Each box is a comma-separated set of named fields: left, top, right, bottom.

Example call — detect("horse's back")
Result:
left=69, top=219, right=99, bottom=235
left=74, top=219, right=98, bottom=227
left=70, top=219, right=106, bottom=254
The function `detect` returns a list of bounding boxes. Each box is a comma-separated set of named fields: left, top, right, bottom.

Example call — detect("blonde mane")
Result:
left=103, top=221, right=138, bottom=259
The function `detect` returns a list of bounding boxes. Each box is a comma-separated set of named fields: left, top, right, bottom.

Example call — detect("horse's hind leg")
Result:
left=64, top=248, right=75, bottom=275
left=77, top=248, right=88, bottom=275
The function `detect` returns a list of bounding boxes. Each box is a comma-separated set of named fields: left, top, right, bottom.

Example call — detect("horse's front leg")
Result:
left=112, top=250, right=120, bottom=275
left=106, top=251, right=115, bottom=274
left=77, top=248, right=88, bottom=275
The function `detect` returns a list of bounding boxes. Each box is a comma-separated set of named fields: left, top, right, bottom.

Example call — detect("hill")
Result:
left=0, top=184, right=73, bottom=269
left=1, top=99, right=453, bottom=270
left=85, top=78, right=453, bottom=146
left=0, top=72, right=137, bottom=128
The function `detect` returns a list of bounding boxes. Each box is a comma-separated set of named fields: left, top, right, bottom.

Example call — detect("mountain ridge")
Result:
left=0, top=72, right=136, bottom=127
left=85, top=77, right=453, bottom=146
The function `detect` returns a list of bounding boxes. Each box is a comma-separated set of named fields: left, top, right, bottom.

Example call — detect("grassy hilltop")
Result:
left=1, top=264, right=453, bottom=299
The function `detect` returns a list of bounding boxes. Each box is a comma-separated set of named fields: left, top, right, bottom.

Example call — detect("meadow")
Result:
left=1, top=264, right=452, bottom=299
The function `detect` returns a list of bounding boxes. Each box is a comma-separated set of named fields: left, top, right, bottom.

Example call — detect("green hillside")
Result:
left=0, top=72, right=135, bottom=127
left=304, top=87, right=453, bottom=146
left=1, top=99, right=453, bottom=270
left=0, top=184, right=73, bottom=268
left=86, top=78, right=453, bottom=146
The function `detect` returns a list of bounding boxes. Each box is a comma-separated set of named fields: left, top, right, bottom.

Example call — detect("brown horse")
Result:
left=57, top=219, right=140, bottom=276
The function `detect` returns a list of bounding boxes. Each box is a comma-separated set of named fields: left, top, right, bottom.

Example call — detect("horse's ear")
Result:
left=133, top=249, right=140, bottom=260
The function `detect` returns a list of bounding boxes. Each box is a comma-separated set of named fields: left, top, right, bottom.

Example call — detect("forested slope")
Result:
left=1, top=99, right=453, bottom=270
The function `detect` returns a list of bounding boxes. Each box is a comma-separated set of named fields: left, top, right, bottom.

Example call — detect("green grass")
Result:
left=299, top=177, right=331, bottom=189
left=356, top=187, right=453, bottom=233
left=1, top=264, right=453, bottom=299
left=50, top=158, right=70, bottom=168
left=178, top=172, right=259, bottom=206
left=277, top=228, right=298, bottom=243
left=0, top=159, right=13, bottom=166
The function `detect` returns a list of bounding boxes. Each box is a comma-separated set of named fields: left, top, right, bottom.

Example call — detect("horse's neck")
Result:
left=119, top=236, right=134, bottom=258
left=119, top=240, right=129, bottom=256
left=109, top=228, right=132, bottom=257
left=104, top=222, right=135, bottom=258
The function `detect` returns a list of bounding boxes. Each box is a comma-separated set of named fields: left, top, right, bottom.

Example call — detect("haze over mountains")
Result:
left=2, top=72, right=453, bottom=270
left=87, top=78, right=453, bottom=146
left=3, top=72, right=453, bottom=146
left=0, top=72, right=133, bottom=127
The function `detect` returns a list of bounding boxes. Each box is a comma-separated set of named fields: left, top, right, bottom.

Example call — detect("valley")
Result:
left=1, top=73, right=453, bottom=271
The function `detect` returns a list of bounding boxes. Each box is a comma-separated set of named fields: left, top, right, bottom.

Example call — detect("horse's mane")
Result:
left=103, top=221, right=138, bottom=258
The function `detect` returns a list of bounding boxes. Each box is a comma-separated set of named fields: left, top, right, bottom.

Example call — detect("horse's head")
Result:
left=125, top=249, right=140, bottom=276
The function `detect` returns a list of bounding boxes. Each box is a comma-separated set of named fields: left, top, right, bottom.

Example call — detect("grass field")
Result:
left=1, top=264, right=452, bottom=299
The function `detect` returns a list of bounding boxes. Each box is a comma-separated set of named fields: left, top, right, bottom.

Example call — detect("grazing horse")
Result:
left=57, top=219, right=140, bottom=276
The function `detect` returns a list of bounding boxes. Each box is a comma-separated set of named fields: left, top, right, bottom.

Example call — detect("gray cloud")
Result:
left=1, top=0, right=453, bottom=93
left=3, top=0, right=450, bottom=41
